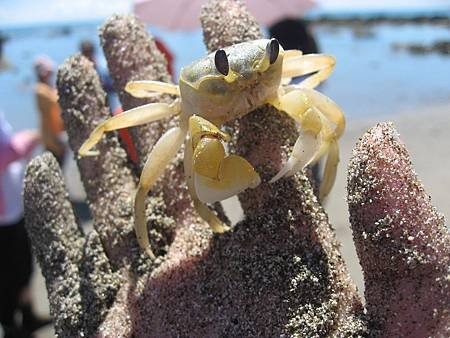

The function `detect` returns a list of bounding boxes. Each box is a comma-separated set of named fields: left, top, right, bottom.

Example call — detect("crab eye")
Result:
left=214, top=49, right=229, bottom=76
left=266, top=38, right=280, bottom=65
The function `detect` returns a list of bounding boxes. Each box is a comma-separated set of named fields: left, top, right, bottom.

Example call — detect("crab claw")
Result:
left=189, top=115, right=260, bottom=204
left=195, top=155, right=261, bottom=204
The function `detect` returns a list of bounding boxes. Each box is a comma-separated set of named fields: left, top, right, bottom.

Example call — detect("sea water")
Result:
left=0, top=19, right=449, bottom=131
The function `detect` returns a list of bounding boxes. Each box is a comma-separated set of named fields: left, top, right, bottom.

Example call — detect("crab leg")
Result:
left=125, top=80, right=180, bottom=98
left=269, top=106, right=329, bottom=183
left=279, top=49, right=303, bottom=85
left=284, top=86, right=345, bottom=138
left=283, top=49, right=303, bottom=59
left=319, top=139, right=339, bottom=200
left=134, top=124, right=187, bottom=258
left=79, top=100, right=181, bottom=156
left=269, top=127, right=322, bottom=183
left=269, top=87, right=344, bottom=199
left=282, top=54, right=336, bottom=89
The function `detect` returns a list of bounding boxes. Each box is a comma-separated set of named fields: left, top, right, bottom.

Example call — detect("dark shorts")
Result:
left=0, top=218, right=33, bottom=325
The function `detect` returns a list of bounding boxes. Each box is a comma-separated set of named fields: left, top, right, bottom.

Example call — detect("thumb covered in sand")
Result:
left=348, top=122, right=450, bottom=336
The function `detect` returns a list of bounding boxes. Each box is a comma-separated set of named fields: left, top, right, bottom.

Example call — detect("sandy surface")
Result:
left=30, top=103, right=449, bottom=337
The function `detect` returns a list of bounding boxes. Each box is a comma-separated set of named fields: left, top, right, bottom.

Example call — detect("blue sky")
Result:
left=0, top=0, right=449, bottom=26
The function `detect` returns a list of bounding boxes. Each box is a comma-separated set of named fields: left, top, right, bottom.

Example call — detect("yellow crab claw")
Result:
left=195, top=154, right=260, bottom=204
left=189, top=115, right=260, bottom=204
left=193, top=137, right=225, bottom=179
left=189, top=115, right=230, bottom=148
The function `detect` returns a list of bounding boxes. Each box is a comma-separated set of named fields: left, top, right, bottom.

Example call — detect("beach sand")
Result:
left=30, top=103, right=449, bottom=337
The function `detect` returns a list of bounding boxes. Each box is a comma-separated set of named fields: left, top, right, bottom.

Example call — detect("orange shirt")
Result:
left=34, top=83, right=64, bottom=156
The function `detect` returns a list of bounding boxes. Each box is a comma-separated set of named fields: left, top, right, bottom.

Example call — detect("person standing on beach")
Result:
left=0, top=33, right=12, bottom=72
left=80, top=40, right=121, bottom=112
left=0, top=112, right=52, bottom=337
left=33, top=56, right=66, bottom=166
left=80, top=39, right=140, bottom=163
left=269, top=18, right=320, bottom=83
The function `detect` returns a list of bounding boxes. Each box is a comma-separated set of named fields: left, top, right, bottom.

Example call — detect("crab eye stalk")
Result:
left=214, top=49, right=229, bottom=76
left=266, top=38, right=280, bottom=64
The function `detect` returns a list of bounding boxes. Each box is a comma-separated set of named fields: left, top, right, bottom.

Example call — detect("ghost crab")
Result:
left=79, top=38, right=345, bottom=258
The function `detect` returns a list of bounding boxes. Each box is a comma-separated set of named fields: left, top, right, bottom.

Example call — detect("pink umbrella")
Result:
left=133, top=0, right=316, bottom=30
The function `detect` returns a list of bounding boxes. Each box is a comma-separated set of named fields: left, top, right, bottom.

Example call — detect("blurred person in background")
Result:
left=80, top=39, right=120, bottom=112
left=269, top=18, right=319, bottom=83
left=154, top=37, right=174, bottom=78
left=34, top=56, right=66, bottom=166
left=0, top=33, right=12, bottom=72
left=80, top=39, right=140, bottom=163
left=0, top=112, right=52, bottom=337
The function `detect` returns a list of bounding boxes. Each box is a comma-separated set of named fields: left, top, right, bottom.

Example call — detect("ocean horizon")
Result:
left=1, top=5, right=449, bottom=30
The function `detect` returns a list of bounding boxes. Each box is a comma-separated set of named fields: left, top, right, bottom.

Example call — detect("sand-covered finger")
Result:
left=348, top=122, right=450, bottom=336
left=23, top=153, right=84, bottom=336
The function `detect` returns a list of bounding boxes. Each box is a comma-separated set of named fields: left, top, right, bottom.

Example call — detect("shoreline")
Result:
left=307, top=13, right=450, bottom=27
